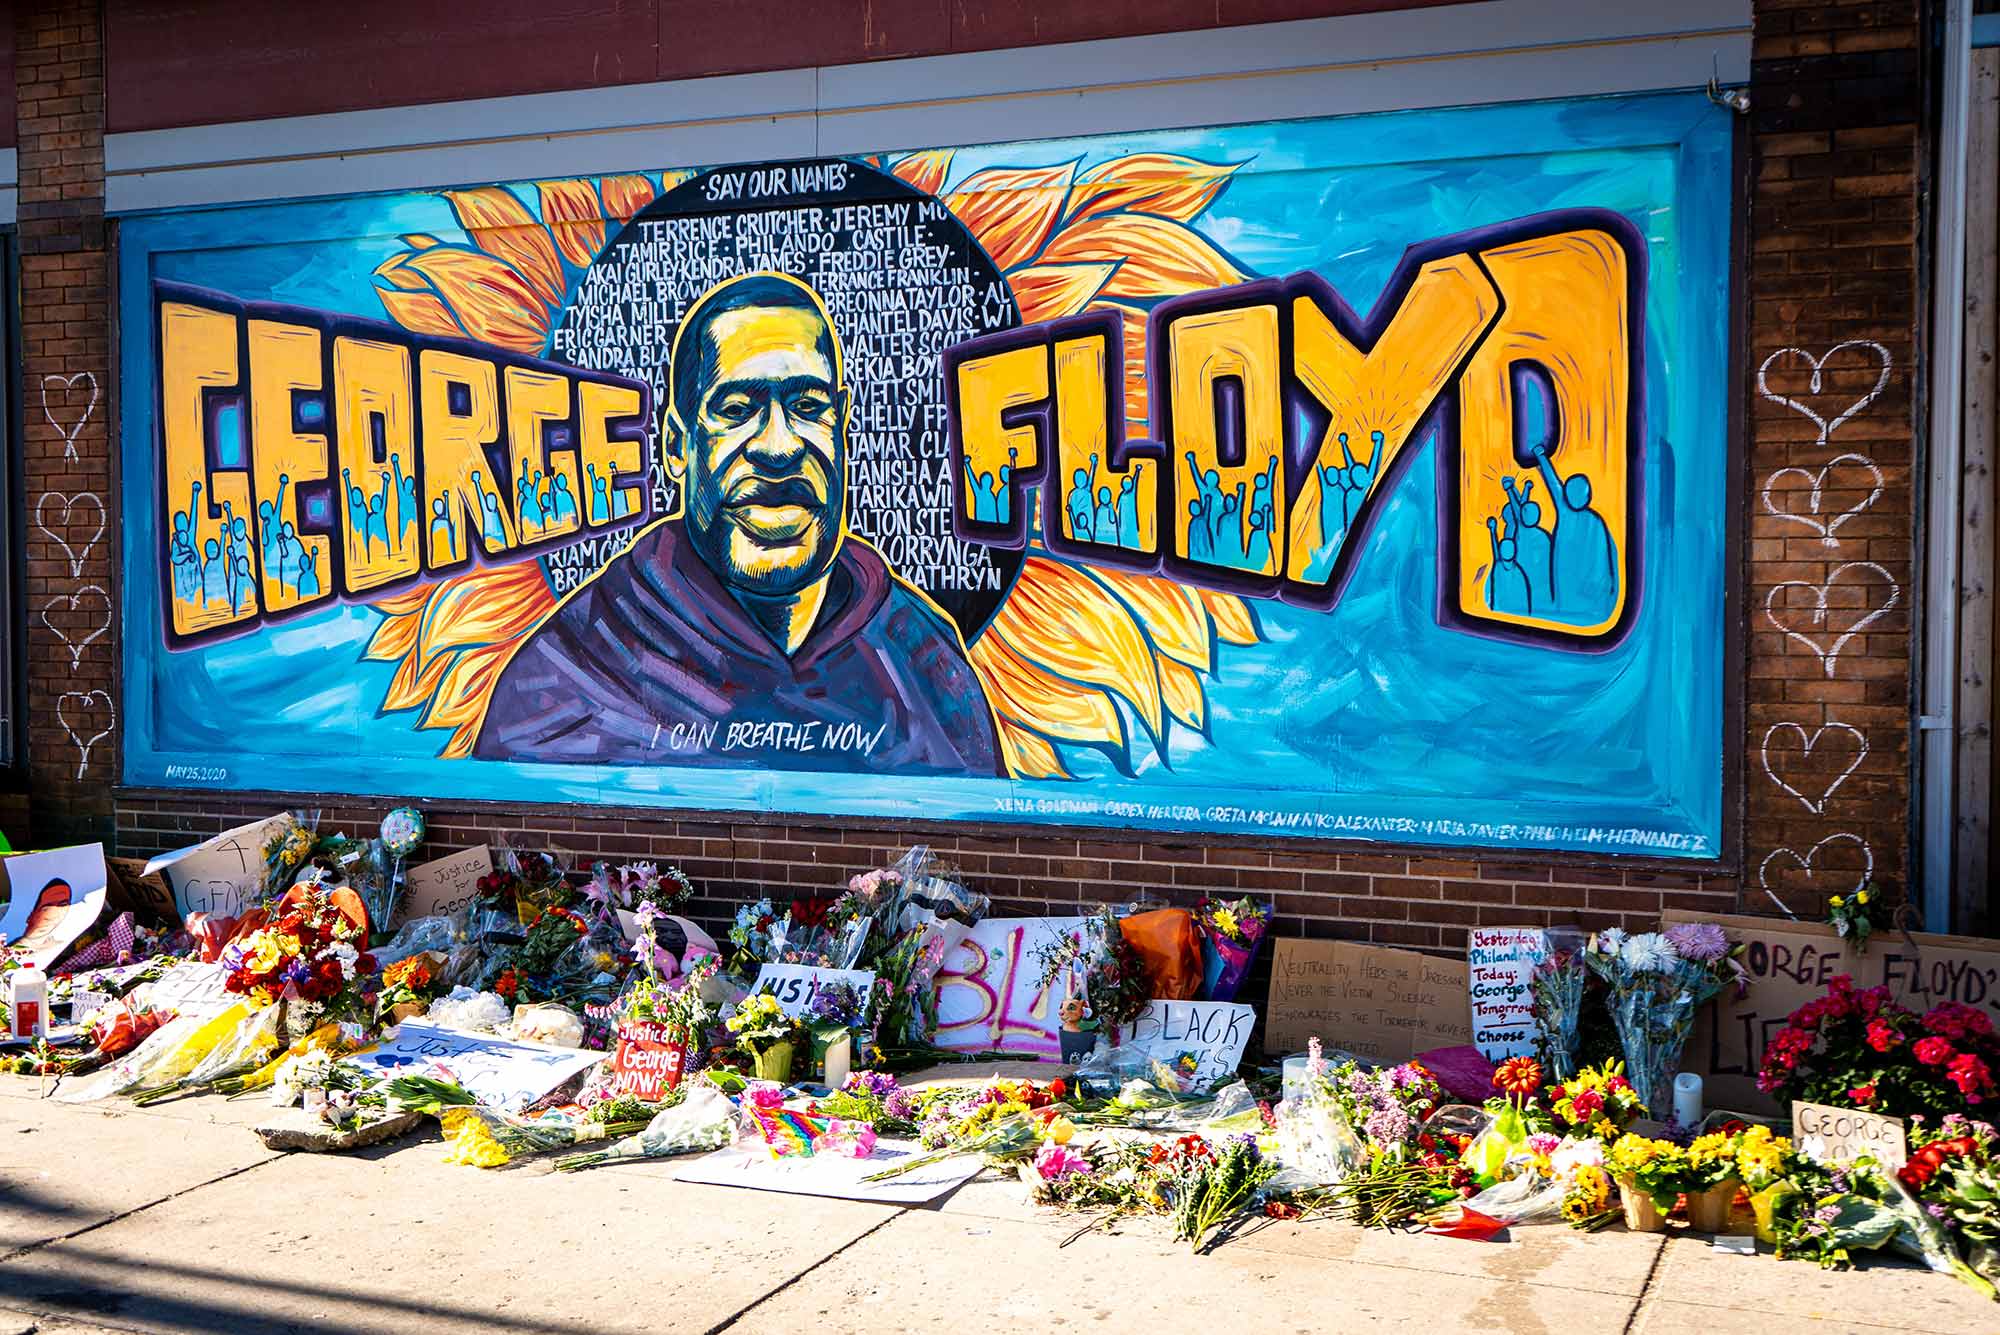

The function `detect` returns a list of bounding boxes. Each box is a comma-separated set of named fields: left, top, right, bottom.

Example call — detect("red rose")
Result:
left=1848, top=1083, right=1877, bottom=1105
left=1866, top=1019, right=1902, bottom=1053
left=1915, top=1036, right=1957, bottom=1067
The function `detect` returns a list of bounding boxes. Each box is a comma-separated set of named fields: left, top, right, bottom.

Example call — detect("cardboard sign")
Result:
left=400, top=844, right=492, bottom=921
left=105, top=857, right=177, bottom=922
left=144, top=814, right=294, bottom=920
left=1794, top=1100, right=1908, bottom=1170
left=1125, top=999, right=1254, bottom=1091
left=934, top=916, right=1088, bottom=1057
left=607, top=1018, right=688, bottom=1100
left=135, top=958, right=239, bottom=1020
left=1669, top=910, right=2000, bottom=1114
left=1467, top=927, right=1548, bottom=1061
left=751, top=964, right=876, bottom=1019
left=1264, top=938, right=1472, bottom=1062
left=351, top=1019, right=603, bottom=1113
left=0, top=844, right=110, bottom=970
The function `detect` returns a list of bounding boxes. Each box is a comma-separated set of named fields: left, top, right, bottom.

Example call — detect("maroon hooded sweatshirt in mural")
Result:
left=473, top=522, right=1004, bottom=777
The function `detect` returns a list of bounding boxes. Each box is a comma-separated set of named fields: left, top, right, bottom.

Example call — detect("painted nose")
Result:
left=744, top=401, right=810, bottom=471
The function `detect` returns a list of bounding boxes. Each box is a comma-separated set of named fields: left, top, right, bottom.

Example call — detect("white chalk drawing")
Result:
left=1763, top=560, right=1901, bottom=678
left=1760, top=453, right=1884, bottom=549
left=41, top=585, right=111, bottom=669
left=55, top=689, right=115, bottom=780
left=1756, top=342, right=1892, bottom=450
left=1758, top=833, right=1874, bottom=916
left=1760, top=721, right=1868, bottom=815
left=34, top=490, right=106, bottom=579
left=40, top=371, right=99, bottom=463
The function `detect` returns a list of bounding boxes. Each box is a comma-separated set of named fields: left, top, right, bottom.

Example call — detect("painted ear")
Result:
left=659, top=406, right=687, bottom=480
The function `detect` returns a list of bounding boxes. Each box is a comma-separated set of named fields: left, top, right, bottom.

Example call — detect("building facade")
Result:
left=2, top=0, right=1995, bottom=958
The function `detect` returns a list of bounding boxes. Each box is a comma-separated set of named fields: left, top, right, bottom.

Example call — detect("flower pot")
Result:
left=1686, top=1179, right=1740, bottom=1233
left=1615, top=1176, right=1666, bottom=1232
left=751, top=1040, right=796, bottom=1084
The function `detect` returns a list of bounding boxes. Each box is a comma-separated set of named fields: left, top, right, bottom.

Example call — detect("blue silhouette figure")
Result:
left=518, top=472, right=544, bottom=534
left=170, top=509, right=198, bottom=601
left=1530, top=444, right=1617, bottom=620
left=1068, top=461, right=1095, bottom=540
left=275, top=520, right=299, bottom=593
left=550, top=473, right=579, bottom=527
left=1246, top=504, right=1273, bottom=573
left=1486, top=517, right=1533, bottom=615
left=994, top=448, right=1018, bottom=526
left=1214, top=491, right=1244, bottom=567
left=1094, top=485, right=1117, bottom=539
left=430, top=496, right=458, bottom=561
left=393, top=455, right=418, bottom=540
left=1186, top=498, right=1213, bottom=562
left=1116, top=472, right=1139, bottom=549
left=296, top=547, right=321, bottom=599
left=366, top=491, right=390, bottom=556
left=200, top=537, right=224, bottom=606
left=1305, top=455, right=1349, bottom=583
left=232, top=555, right=256, bottom=613
left=1501, top=476, right=1555, bottom=610
left=343, top=468, right=366, bottom=536
left=586, top=464, right=610, bottom=524
left=479, top=485, right=507, bottom=549
left=964, top=456, right=995, bottom=523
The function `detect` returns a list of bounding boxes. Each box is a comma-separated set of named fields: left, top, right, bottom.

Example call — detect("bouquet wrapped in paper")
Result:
left=1193, top=897, right=1271, bottom=1002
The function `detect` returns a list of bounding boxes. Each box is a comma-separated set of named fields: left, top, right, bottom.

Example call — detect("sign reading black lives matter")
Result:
left=548, top=159, right=1024, bottom=637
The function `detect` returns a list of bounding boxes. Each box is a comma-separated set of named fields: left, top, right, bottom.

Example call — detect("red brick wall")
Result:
left=1743, top=0, right=1922, bottom=918
left=15, top=0, right=115, bottom=848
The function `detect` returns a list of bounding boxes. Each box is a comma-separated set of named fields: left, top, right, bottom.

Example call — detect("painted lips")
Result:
left=725, top=478, right=823, bottom=542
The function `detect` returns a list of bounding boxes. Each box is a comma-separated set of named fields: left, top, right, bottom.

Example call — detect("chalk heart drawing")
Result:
left=1758, top=833, right=1874, bottom=913
left=33, top=491, right=107, bottom=579
left=42, top=584, right=111, bottom=669
left=1756, top=342, right=1892, bottom=448
left=41, top=371, right=99, bottom=463
left=1761, top=453, right=1884, bottom=549
left=1761, top=720, right=1867, bottom=815
left=1764, top=561, right=1900, bottom=678
left=56, top=689, right=114, bottom=780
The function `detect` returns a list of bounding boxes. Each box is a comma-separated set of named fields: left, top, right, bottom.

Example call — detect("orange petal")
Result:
left=416, top=565, right=555, bottom=665
left=384, top=643, right=457, bottom=714
left=374, top=286, right=468, bottom=341
left=991, top=556, right=1163, bottom=741
left=1200, top=589, right=1260, bottom=646
left=403, top=249, right=551, bottom=354
left=538, top=179, right=608, bottom=269
left=1069, top=154, right=1240, bottom=226
left=946, top=161, right=1079, bottom=270
left=1087, top=566, right=1213, bottom=671
left=600, top=174, right=656, bottom=223
left=364, top=602, right=425, bottom=663
left=891, top=149, right=954, bottom=196
left=1040, top=214, right=1247, bottom=300
left=400, top=234, right=443, bottom=250
left=970, top=634, right=1128, bottom=747
left=1008, top=262, right=1118, bottom=322
left=372, top=581, right=448, bottom=618
left=421, top=641, right=519, bottom=731
left=1159, top=655, right=1206, bottom=731
left=444, top=187, right=565, bottom=310
left=1092, top=300, right=1154, bottom=432
left=994, top=718, right=1069, bottom=780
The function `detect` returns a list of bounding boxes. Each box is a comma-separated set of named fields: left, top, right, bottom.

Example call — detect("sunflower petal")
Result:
left=421, top=641, right=520, bottom=731
left=1041, top=214, right=1246, bottom=300
left=415, top=565, right=555, bottom=666
left=946, top=161, right=1079, bottom=270
left=994, top=718, right=1070, bottom=781
left=1086, top=566, right=1213, bottom=672
left=374, top=286, right=468, bottom=341
left=1200, top=589, right=1260, bottom=646
left=1070, top=154, right=1240, bottom=226
left=1159, top=655, right=1207, bottom=732
left=990, top=556, right=1163, bottom=741
left=600, top=174, right=657, bottom=223
left=364, top=601, right=425, bottom=663
left=384, top=643, right=457, bottom=714
left=970, top=634, right=1128, bottom=747
left=1008, top=262, right=1118, bottom=322
left=401, top=234, right=443, bottom=250
left=403, top=249, right=551, bottom=353
left=538, top=179, right=608, bottom=269
left=443, top=187, right=565, bottom=310
left=891, top=149, right=954, bottom=196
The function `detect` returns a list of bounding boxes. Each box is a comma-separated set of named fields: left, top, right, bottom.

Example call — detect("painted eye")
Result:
left=714, top=397, right=758, bottom=425
left=789, top=392, right=831, bottom=422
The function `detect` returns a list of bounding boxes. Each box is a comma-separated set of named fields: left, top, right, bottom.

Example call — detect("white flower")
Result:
left=1550, top=1137, right=1604, bottom=1178
left=1620, top=932, right=1677, bottom=973
left=1592, top=928, right=1628, bottom=957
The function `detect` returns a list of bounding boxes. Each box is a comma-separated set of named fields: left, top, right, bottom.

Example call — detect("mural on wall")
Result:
left=121, top=95, right=1731, bottom=855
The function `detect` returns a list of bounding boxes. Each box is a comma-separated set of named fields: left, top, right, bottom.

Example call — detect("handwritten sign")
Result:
left=351, top=1020, right=603, bottom=1113
left=608, top=1018, right=688, bottom=1100
left=935, top=916, right=1088, bottom=1058
left=400, top=845, right=493, bottom=922
left=751, top=963, right=876, bottom=1019
left=135, top=959, right=238, bottom=1020
left=1794, top=1101, right=1908, bottom=1170
left=1467, top=927, right=1548, bottom=1061
left=1126, top=999, right=1254, bottom=1091
left=1265, top=938, right=1472, bottom=1061
left=106, top=856, right=177, bottom=922
left=144, top=814, right=295, bottom=920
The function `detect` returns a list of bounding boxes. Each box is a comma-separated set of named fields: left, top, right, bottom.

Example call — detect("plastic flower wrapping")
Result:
left=1583, top=923, right=1737, bottom=1113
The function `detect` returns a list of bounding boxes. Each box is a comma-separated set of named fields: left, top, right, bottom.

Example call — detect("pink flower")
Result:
left=1866, top=1019, right=1902, bottom=1053
left=1034, top=1142, right=1091, bottom=1181
left=1948, top=1053, right=1994, bottom=1098
left=1915, top=1036, right=1958, bottom=1067
left=748, top=1086, right=786, bottom=1111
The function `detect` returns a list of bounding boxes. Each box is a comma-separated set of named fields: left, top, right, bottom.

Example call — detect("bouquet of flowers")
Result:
left=1323, top=1059, right=1445, bottom=1148
left=1529, top=947, right=1588, bottom=1081
left=1542, top=1059, right=1647, bottom=1139
left=261, top=815, right=317, bottom=894
left=1192, top=897, right=1271, bottom=1002
left=727, top=898, right=786, bottom=976
left=1604, top=1133, right=1690, bottom=1217
left=219, top=878, right=375, bottom=1030
left=810, top=1070, right=920, bottom=1137
left=376, top=952, right=446, bottom=1025
left=1758, top=976, right=2000, bottom=1117
left=514, top=905, right=590, bottom=985
left=726, top=992, right=806, bottom=1082
left=1583, top=923, right=1740, bottom=1112
left=585, top=861, right=693, bottom=918
left=501, top=845, right=575, bottom=922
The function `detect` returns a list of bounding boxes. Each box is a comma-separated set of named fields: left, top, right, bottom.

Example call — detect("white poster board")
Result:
left=350, top=1020, right=603, bottom=1113
left=750, top=963, right=877, bottom=1018
left=934, top=916, right=1090, bottom=1058
left=1467, top=926, right=1548, bottom=1061
left=0, top=844, right=110, bottom=970
left=672, top=1139, right=983, bottom=1205
left=134, top=958, right=238, bottom=1020
left=1125, top=999, right=1255, bottom=1091
left=144, top=814, right=294, bottom=920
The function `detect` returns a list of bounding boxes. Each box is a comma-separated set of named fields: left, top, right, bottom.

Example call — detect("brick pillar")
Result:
left=1745, top=0, right=1921, bottom=916
left=16, top=0, right=112, bottom=846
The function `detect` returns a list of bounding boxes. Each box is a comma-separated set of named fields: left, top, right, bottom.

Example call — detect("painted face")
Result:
left=681, top=305, right=847, bottom=597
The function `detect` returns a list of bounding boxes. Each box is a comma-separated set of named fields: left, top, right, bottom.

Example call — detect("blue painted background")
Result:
left=118, top=92, right=1732, bottom=857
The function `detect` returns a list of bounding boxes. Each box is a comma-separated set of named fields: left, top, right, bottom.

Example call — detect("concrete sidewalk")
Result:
left=2, top=1076, right=1993, bottom=1335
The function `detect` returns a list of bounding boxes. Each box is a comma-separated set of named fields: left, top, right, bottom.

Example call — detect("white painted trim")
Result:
left=103, top=0, right=1750, bottom=214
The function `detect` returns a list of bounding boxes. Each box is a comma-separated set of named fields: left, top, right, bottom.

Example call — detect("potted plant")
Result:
left=727, top=992, right=804, bottom=1084
left=1684, top=1126, right=1745, bottom=1232
left=1605, top=1134, right=1688, bottom=1232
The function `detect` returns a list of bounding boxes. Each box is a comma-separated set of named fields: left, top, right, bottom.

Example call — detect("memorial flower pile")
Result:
left=1757, top=975, right=2000, bottom=1115
left=1583, top=924, right=1740, bottom=1111
left=219, top=880, right=375, bottom=1024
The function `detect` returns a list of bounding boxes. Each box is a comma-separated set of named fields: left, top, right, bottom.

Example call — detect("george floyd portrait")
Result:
left=475, top=272, right=1005, bottom=776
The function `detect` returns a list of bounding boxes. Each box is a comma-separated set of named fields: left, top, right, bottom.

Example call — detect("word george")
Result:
left=153, top=283, right=653, bottom=644
left=1794, top=1100, right=1907, bottom=1171
left=947, top=212, right=1643, bottom=645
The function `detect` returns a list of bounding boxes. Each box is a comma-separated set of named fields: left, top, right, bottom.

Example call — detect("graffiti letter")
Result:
left=331, top=336, right=420, bottom=594
left=160, top=299, right=253, bottom=638
left=246, top=319, right=331, bottom=614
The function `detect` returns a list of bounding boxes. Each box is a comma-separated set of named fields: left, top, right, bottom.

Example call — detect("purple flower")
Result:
left=1364, top=1105, right=1411, bottom=1145
left=1663, top=922, right=1729, bottom=963
left=1929, top=1202, right=1950, bottom=1220
left=280, top=957, right=312, bottom=985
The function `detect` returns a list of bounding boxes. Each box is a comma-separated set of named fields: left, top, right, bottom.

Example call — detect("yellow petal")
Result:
left=891, top=149, right=954, bottom=197
left=421, top=641, right=521, bottom=731
left=364, top=601, right=425, bottom=663
left=1200, top=589, right=1260, bottom=646
left=415, top=565, right=555, bottom=666
left=537, top=179, right=607, bottom=268
left=384, top=643, right=458, bottom=714
left=1086, top=566, right=1212, bottom=671
left=443, top=187, right=565, bottom=310
left=970, top=633, right=1128, bottom=747
left=599, top=174, right=656, bottom=223
left=374, top=285, right=469, bottom=341
left=991, top=556, right=1163, bottom=742
left=374, top=256, right=429, bottom=291
left=1069, top=154, right=1240, bottom=226
left=946, top=161, right=1079, bottom=270
left=400, top=234, right=443, bottom=250
left=1040, top=214, right=1247, bottom=300
left=992, top=718, right=1069, bottom=780
left=1159, top=656, right=1206, bottom=731
left=1008, top=262, right=1118, bottom=322
left=402, top=249, right=551, bottom=353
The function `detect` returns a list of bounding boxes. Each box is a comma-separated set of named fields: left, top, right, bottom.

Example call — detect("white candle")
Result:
left=1673, top=1072, right=1704, bottom=1128
left=823, top=1033, right=852, bottom=1091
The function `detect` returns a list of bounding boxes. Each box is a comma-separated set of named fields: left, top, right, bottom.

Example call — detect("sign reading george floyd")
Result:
left=1794, top=1100, right=1908, bottom=1171
left=1264, top=938, right=1471, bottom=1061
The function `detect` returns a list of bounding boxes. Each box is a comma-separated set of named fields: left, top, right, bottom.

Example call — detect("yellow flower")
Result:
left=1830, top=895, right=1845, bottom=908
left=1857, top=891, right=1871, bottom=905
left=1045, top=1116, right=1077, bottom=1145
left=1213, top=907, right=1241, bottom=939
